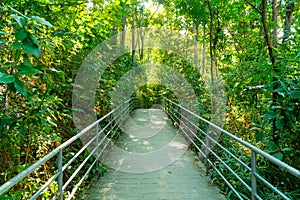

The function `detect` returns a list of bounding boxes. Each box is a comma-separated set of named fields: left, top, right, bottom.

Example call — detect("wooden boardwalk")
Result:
left=83, top=109, right=225, bottom=200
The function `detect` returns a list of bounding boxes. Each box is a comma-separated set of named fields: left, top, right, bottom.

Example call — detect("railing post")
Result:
left=251, top=151, right=257, bottom=200
left=110, top=113, right=113, bottom=134
left=58, top=149, right=63, bottom=200
left=96, top=123, right=99, bottom=166
left=172, top=103, right=174, bottom=120
left=166, top=100, right=169, bottom=115
left=177, top=106, right=181, bottom=126
left=187, top=111, right=190, bottom=130
left=168, top=100, right=170, bottom=116
left=205, top=123, right=210, bottom=176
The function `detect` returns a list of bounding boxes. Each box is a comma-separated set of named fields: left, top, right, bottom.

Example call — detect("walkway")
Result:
left=83, top=108, right=225, bottom=200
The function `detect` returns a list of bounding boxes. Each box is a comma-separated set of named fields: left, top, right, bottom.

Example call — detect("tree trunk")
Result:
left=207, top=0, right=214, bottom=82
left=121, top=4, right=126, bottom=48
left=202, top=24, right=206, bottom=75
left=194, top=23, right=200, bottom=70
left=282, top=1, right=295, bottom=44
left=139, top=6, right=145, bottom=61
left=261, top=0, right=275, bottom=66
left=262, top=0, right=279, bottom=144
left=272, top=0, right=278, bottom=48
left=207, top=0, right=216, bottom=114
left=185, top=29, right=189, bottom=59
left=111, top=26, right=118, bottom=54
left=131, top=7, right=135, bottom=63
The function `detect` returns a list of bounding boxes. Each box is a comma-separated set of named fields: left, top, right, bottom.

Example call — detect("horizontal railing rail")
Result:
left=163, top=98, right=300, bottom=200
left=0, top=98, right=134, bottom=199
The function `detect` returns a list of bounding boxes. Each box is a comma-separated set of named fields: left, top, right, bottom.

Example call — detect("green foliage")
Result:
left=0, top=1, right=116, bottom=198
left=134, top=84, right=176, bottom=108
left=0, top=0, right=299, bottom=199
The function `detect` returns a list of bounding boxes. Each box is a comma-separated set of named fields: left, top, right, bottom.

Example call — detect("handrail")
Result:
left=163, top=98, right=300, bottom=200
left=0, top=98, right=134, bottom=199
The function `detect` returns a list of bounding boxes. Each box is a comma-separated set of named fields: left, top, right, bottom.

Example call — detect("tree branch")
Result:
left=244, top=0, right=262, bottom=14
left=38, top=1, right=87, bottom=7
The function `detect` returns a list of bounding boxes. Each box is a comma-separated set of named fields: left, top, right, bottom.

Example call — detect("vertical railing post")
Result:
left=130, top=99, right=133, bottom=113
left=187, top=111, right=191, bottom=130
left=205, top=123, right=210, bottom=176
left=168, top=100, right=171, bottom=116
left=177, top=106, right=181, bottom=126
left=58, top=149, right=63, bottom=200
left=96, top=123, right=99, bottom=166
left=251, top=151, right=257, bottom=200
left=110, top=113, right=113, bottom=134
left=166, top=100, right=169, bottom=115
left=172, top=103, right=174, bottom=120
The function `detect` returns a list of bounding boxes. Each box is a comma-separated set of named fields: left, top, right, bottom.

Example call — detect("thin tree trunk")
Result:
left=185, top=29, right=189, bottom=59
left=202, top=24, right=206, bottom=75
left=207, top=0, right=214, bottom=82
left=121, top=4, right=126, bottom=48
left=282, top=1, right=295, bottom=44
left=272, top=0, right=278, bottom=48
left=262, top=0, right=279, bottom=144
left=207, top=0, right=216, bottom=114
left=131, top=7, right=135, bottom=63
left=262, top=0, right=275, bottom=66
left=194, top=24, right=199, bottom=70
left=139, top=6, right=145, bottom=61
left=112, top=26, right=118, bottom=54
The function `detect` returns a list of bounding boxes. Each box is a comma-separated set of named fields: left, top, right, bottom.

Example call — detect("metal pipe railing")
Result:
left=0, top=98, right=134, bottom=199
left=163, top=98, right=300, bottom=200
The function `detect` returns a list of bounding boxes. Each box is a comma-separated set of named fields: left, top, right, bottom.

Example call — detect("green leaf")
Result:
left=250, top=126, right=259, bottom=131
left=20, top=123, right=26, bottom=135
left=49, top=67, right=62, bottom=72
left=0, top=72, right=15, bottom=84
left=22, top=34, right=41, bottom=56
left=17, top=65, right=42, bottom=75
left=295, top=52, right=300, bottom=60
left=255, top=132, right=264, bottom=142
left=0, top=31, right=7, bottom=35
left=279, top=80, right=289, bottom=93
left=49, top=67, right=65, bottom=80
left=262, top=110, right=276, bottom=119
left=273, top=152, right=283, bottom=160
left=13, top=50, right=22, bottom=63
left=32, top=47, right=42, bottom=56
left=13, top=77, right=27, bottom=96
left=28, top=33, right=40, bottom=48
left=15, top=28, right=27, bottom=41
left=12, top=42, right=22, bottom=50
left=11, top=14, right=26, bottom=27
left=273, top=88, right=285, bottom=97
left=275, top=118, right=284, bottom=129
left=22, top=43, right=34, bottom=55
left=0, top=41, right=7, bottom=47
left=22, top=54, right=32, bottom=67
left=290, top=90, right=300, bottom=99
left=262, top=120, right=270, bottom=128
left=31, top=16, right=53, bottom=27
left=0, top=115, right=8, bottom=131
left=22, top=43, right=41, bottom=56
left=282, top=147, right=293, bottom=152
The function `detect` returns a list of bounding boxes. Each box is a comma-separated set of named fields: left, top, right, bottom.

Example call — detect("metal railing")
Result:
left=163, top=98, right=300, bottom=200
left=0, top=98, right=135, bottom=199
